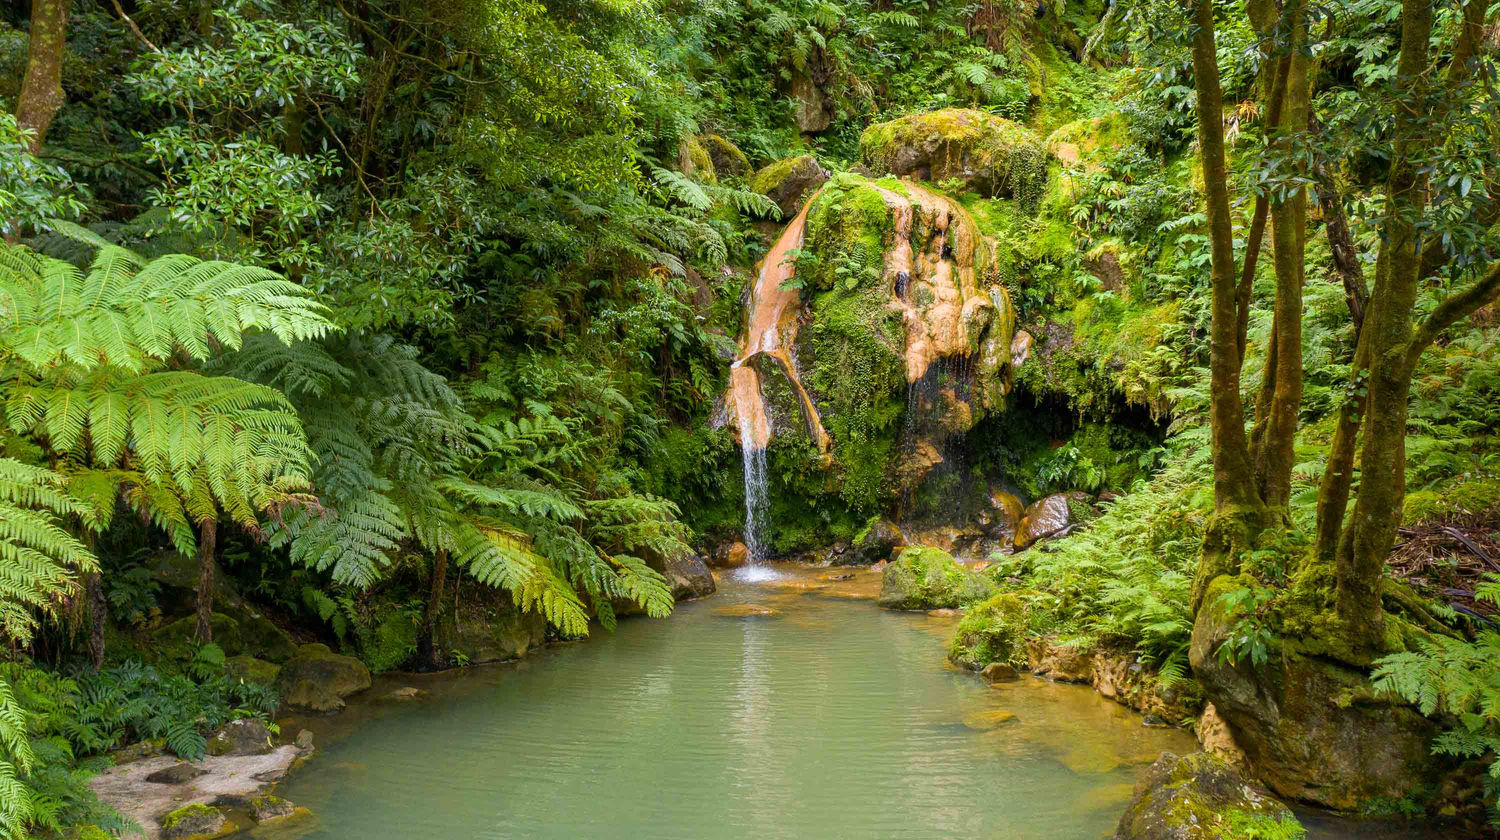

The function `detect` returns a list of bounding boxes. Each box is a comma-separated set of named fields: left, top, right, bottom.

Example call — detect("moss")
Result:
left=160, top=803, right=230, bottom=839
left=749, top=154, right=818, bottom=196
left=949, top=592, right=1031, bottom=669
left=858, top=109, right=1048, bottom=211
left=677, top=135, right=717, bottom=184
left=878, top=546, right=995, bottom=610
left=701, top=133, right=750, bottom=178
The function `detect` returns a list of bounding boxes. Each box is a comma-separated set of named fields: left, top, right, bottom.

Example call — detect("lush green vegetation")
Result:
left=0, top=0, right=1497, bottom=836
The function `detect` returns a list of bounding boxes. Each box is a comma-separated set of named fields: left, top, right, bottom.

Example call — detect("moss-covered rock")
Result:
left=1114, top=752, right=1304, bottom=840
left=748, top=154, right=830, bottom=218
left=206, top=719, right=272, bottom=757
left=859, top=109, right=1047, bottom=210
left=225, top=654, right=279, bottom=686
left=147, top=552, right=297, bottom=662
left=702, top=134, right=751, bottom=178
left=275, top=643, right=372, bottom=712
left=1188, top=574, right=1441, bottom=811
left=677, top=135, right=716, bottom=183
left=949, top=592, right=1030, bottom=669
left=160, top=803, right=230, bottom=839
left=248, top=794, right=296, bottom=822
left=850, top=518, right=904, bottom=565
left=877, top=546, right=995, bottom=610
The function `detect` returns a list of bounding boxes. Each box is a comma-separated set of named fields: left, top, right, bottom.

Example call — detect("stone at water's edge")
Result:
left=981, top=662, right=1019, bottom=683
left=1189, top=579, right=1441, bottom=811
left=714, top=603, right=781, bottom=617
left=249, top=794, right=298, bottom=822
left=161, top=804, right=229, bottom=840
left=1014, top=494, right=1073, bottom=549
left=275, top=643, right=372, bottom=713
left=851, top=519, right=904, bottom=565
left=1197, top=703, right=1250, bottom=772
left=657, top=552, right=716, bottom=601
left=877, top=546, right=995, bottom=611
left=1113, top=752, right=1302, bottom=840
left=721, top=541, right=749, bottom=569
left=206, top=719, right=272, bottom=757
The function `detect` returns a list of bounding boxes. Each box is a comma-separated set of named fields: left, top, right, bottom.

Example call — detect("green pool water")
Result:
left=251, top=571, right=1407, bottom=840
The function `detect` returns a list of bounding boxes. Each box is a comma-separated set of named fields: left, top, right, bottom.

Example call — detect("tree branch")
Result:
left=1408, top=260, right=1500, bottom=367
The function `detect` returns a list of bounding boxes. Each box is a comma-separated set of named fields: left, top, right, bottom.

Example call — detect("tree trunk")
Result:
left=87, top=570, right=106, bottom=669
left=1330, top=0, right=1434, bottom=650
left=194, top=518, right=218, bottom=644
left=1188, top=0, right=1266, bottom=610
left=16, top=0, right=69, bottom=155
left=418, top=551, right=449, bottom=670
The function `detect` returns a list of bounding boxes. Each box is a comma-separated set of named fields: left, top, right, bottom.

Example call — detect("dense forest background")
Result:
left=1, top=0, right=1499, bottom=836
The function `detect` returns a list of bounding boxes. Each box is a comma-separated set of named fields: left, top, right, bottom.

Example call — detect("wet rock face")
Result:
left=1189, top=579, right=1441, bottom=810
left=749, top=154, right=831, bottom=219
left=788, top=75, right=831, bottom=133
left=1114, top=752, right=1302, bottom=840
left=859, top=109, right=1047, bottom=207
left=877, top=546, right=995, bottom=610
left=657, top=552, right=717, bottom=600
left=275, top=643, right=372, bottom=713
left=1014, top=494, right=1073, bottom=549
left=851, top=519, right=904, bottom=565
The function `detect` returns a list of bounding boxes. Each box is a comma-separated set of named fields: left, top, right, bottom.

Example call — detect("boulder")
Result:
left=1026, top=637, right=1095, bottom=682
left=654, top=551, right=716, bottom=601
left=748, top=155, right=829, bottom=219
left=1014, top=494, right=1072, bottom=549
left=722, top=541, right=749, bottom=569
left=980, top=662, right=1020, bottom=683
left=877, top=546, right=996, bottom=611
left=788, top=75, right=831, bottom=133
left=1197, top=703, right=1249, bottom=771
left=1113, top=752, right=1303, bottom=840
left=275, top=643, right=372, bottom=713
left=978, top=488, right=1025, bottom=533
left=224, top=655, right=279, bottom=687
left=949, top=593, right=1029, bottom=670
left=160, top=803, right=228, bottom=839
left=248, top=794, right=296, bottom=822
left=850, top=519, right=904, bottom=565
left=702, top=134, right=751, bottom=178
left=206, top=719, right=272, bottom=757
left=859, top=109, right=1047, bottom=208
left=1189, top=577, right=1441, bottom=810
left=145, top=763, right=206, bottom=785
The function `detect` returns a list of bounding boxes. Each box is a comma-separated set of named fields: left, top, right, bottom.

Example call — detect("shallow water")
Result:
left=254, top=568, right=1434, bottom=840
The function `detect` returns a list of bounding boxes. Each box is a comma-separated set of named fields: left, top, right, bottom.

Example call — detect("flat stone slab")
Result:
left=90, top=745, right=301, bottom=839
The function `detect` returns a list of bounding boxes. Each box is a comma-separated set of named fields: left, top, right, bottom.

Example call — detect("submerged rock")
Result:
left=859, top=109, right=1047, bottom=207
left=980, top=662, right=1020, bottom=683
left=1014, top=494, right=1073, bottom=549
left=714, top=603, right=781, bottom=618
left=1113, top=752, right=1302, bottom=840
left=851, top=519, right=904, bottom=565
left=877, top=546, right=995, bottom=610
left=248, top=794, right=297, bottom=822
left=275, top=643, right=372, bottom=713
left=748, top=154, right=830, bottom=219
left=961, top=708, right=1017, bottom=730
left=160, top=803, right=229, bottom=839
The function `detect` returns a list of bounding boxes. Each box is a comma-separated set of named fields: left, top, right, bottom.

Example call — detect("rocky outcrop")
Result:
left=788, top=75, right=831, bottom=133
left=1014, top=494, right=1073, bottom=549
left=859, top=109, right=1047, bottom=208
left=147, top=552, right=298, bottom=662
left=1197, top=703, right=1249, bottom=771
left=1114, top=752, right=1303, bottom=840
left=851, top=519, right=904, bottom=565
left=877, top=546, right=995, bottom=610
left=444, top=593, right=548, bottom=664
left=1025, top=638, right=1203, bottom=723
left=275, top=643, right=372, bottom=712
left=92, top=745, right=304, bottom=840
left=1189, top=578, right=1441, bottom=810
left=748, top=154, right=830, bottom=219
left=206, top=719, right=272, bottom=757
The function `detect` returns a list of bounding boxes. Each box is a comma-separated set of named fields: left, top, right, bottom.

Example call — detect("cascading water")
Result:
left=725, top=194, right=825, bottom=581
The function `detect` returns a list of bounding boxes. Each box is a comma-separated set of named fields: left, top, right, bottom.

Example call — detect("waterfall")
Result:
left=733, top=362, right=774, bottom=581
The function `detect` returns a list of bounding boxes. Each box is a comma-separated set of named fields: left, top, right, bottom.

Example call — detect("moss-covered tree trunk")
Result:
left=15, top=0, right=69, bottom=156
left=87, top=570, right=107, bottom=669
left=194, top=517, right=218, bottom=644
left=1188, top=0, right=1267, bottom=610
